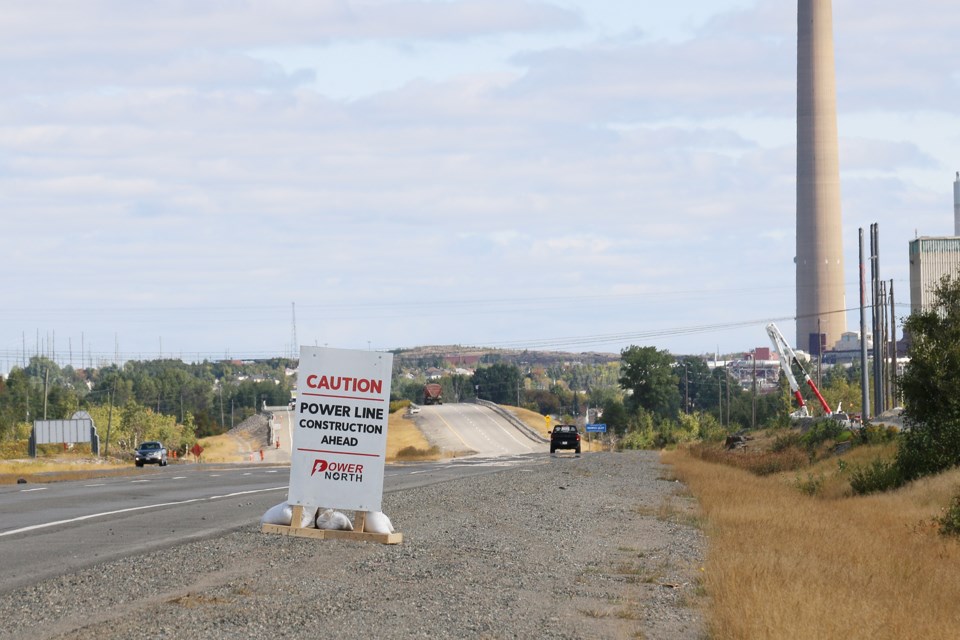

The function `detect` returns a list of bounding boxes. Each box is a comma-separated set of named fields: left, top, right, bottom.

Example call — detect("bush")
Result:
left=393, top=445, right=439, bottom=461
left=771, top=432, right=803, bottom=453
left=937, top=493, right=960, bottom=537
left=850, top=458, right=902, bottom=495
left=859, top=425, right=899, bottom=445
left=389, top=399, right=410, bottom=413
left=795, top=472, right=825, bottom=497
left=896, top=418, right=960, bottom=482
left=800, top=419, right=845, bottom=450
left=690, top=412, right=727, bottom=442
left=620, top=429, right=656, bottom=450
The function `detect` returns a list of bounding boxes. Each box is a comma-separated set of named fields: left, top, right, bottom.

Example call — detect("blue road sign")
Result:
left=585, top=423, right=607, bottom=433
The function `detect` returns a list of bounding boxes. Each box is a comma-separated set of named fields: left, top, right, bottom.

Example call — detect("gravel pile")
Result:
left=228, top=413, right=270, bottom=446
left=0, top=451, right=707, bottom=640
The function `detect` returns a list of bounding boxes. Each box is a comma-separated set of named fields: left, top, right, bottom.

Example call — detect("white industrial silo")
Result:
left=954, top=171, right=959, bottom=236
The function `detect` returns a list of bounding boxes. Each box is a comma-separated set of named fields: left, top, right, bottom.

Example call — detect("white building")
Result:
left=909, top=236, right=960, bottom=313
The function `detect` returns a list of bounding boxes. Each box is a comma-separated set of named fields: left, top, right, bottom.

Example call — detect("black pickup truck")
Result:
left=550, top=424, right=581, bottom=454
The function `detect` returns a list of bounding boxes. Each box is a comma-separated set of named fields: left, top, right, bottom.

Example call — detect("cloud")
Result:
left=0, top=0, right=957, bottom=362
left=2, top=1, right=581, bottom=55
left=841, top=138, right=939, bottom=172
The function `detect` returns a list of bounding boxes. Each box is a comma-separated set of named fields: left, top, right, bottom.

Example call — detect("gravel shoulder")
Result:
left=0, top=451, right=706, bottom=640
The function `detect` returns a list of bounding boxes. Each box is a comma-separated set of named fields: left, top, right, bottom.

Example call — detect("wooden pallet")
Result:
left=260, top=506, right=403, bottom=545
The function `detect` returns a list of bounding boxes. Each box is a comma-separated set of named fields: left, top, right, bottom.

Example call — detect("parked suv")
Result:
left=135, top=441, right=168, bottom=467
left=550, top=425, right=581, bottom=454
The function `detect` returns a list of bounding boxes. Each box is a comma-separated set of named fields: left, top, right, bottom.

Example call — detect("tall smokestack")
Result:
left=954, top=171, right=959, bottom=236
left=796, top=0, right=847, bottom=354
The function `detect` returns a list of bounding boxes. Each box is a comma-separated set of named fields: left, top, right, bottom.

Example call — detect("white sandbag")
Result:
left=260, top=501, right=316, bottom=528
left=261, top=501, right=292, bottom=525
left=316, top=509, right=354, bottom=531
left=363, top=511, right=395, bottom=534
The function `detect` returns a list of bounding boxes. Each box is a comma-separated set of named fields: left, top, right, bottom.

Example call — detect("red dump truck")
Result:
left=423, top=383, right=442, bottom=405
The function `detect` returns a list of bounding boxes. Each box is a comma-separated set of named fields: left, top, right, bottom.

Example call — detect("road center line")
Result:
left=434, top=411, right=472, bottom=449
left=0, top=485, right=287, bottom=538
left=20, top=488, right=47, bottom=493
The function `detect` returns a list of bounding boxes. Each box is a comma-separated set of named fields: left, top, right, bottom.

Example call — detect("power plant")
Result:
left=795, top=0, right=847, bottom=355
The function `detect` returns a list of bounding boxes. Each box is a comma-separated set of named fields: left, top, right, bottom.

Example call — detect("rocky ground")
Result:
left=0, top=451, right=707, bottom=639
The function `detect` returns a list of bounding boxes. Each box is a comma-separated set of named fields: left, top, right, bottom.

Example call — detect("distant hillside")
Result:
left=392, top=345, right=619, bottom=368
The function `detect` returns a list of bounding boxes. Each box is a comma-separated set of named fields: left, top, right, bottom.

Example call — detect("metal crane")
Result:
left=766, top=322, right=834, bottom=419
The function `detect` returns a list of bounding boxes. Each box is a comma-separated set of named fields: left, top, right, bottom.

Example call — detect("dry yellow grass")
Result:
left=664, top=447, right=960, bottom=639
left=196, top=433, right=257, bottom=463
left=386, top=408, right=439, bottom=461
left=505, top=404, right=553, bottom=433
left=0, top=457, right=132, bottom=484
left=775, top=442, right=900, bottom=500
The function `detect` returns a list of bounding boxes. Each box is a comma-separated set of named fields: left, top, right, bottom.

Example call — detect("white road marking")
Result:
left=20, top=488, right=47, bottom=493
left=130, top=480, right=150, bottom=483
left=0, top=485, right=287, bottom=538
left=172, top=476, right=186, bottom=480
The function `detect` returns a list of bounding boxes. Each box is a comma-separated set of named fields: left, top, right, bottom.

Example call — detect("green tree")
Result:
left=598, top=397, right=630, bottom=434
left=523, top=389, right=562, bottom=416
left=619, top=346, right=681, bottom=419
left=676, top=356, right=713, bottom=413
left=897, top=274, right=960, bottom=480
left=473, top=363, right=522, bottom=405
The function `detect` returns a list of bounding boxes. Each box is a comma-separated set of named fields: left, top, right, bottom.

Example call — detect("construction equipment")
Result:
left=766, top=322, right=835, bottom=420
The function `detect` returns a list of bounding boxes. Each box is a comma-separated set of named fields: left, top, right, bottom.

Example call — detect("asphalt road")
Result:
left=412, top=403, right=545, bottom=456
left=0, top=402, right=548, bottom=594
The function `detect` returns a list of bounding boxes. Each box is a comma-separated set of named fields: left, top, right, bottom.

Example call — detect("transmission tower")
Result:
left=290, top=302, right=298, bottom=359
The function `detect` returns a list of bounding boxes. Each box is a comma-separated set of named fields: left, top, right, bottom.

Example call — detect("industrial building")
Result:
left=909, top=236, right=960, bottom=313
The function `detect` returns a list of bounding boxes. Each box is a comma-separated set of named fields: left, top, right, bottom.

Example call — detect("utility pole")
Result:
left=291, top=302, right=298, bottom=359
left=858, top=228, right=871, bottom=421
left=43, top=368, right=49, bottom=420
left=718, top=376, right=723, bottom=427
left=880, top=280, right=888, bottom=411
left=870, top=223, right=883, bottom=416
left=752, top=354, right=757, bottom=430
left=725, top=364, right=731, bottom=427
left=889, top=279, right=897, bottom=407
left=105, top=382, right=115, bottom=457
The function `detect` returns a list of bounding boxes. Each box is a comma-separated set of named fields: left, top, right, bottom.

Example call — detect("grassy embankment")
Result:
left=0, top=455, right=131, bottom=484
left=664, top=435, right=960, bottom=639
left=504, top=404, right=604, bottom=451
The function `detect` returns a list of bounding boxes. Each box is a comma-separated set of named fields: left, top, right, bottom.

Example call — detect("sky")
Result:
left=2, top=0, right=959, bottom=372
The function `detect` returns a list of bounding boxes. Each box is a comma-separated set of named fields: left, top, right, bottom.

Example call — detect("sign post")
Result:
left=262, top=346, right=401, bottom=544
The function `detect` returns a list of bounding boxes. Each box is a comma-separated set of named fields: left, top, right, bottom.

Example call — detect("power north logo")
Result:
left=311, top=459, right=364, bottom=483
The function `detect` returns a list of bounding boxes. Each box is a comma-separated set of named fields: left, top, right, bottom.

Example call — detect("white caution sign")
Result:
left=288, top=346, right=393, bottom=512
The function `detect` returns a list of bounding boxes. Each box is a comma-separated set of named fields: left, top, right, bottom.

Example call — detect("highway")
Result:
left=0, top=402, right=546, bottom=593
left=412, top=403, right=545, bottom=457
